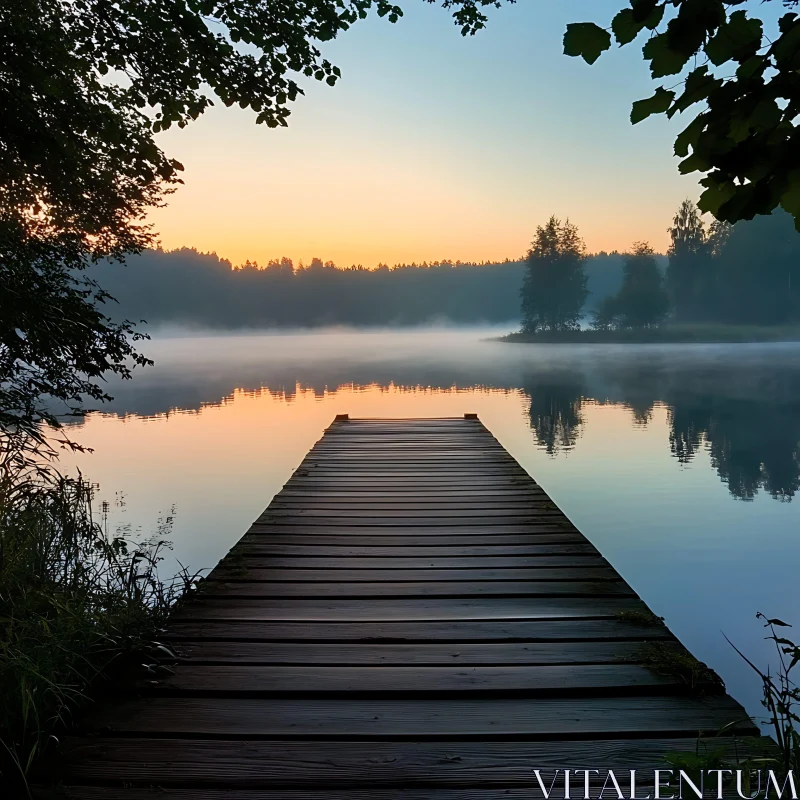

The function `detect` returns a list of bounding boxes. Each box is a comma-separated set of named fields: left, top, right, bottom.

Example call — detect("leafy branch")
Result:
left=563, top=1, right=800, bottom=228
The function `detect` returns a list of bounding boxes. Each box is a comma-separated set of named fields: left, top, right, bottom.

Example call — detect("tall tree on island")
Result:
left=666, top=200, right=712, bottom=321
left=612, top=242, right=671, bottom=329
left=520, top=217, right=588, bottom=333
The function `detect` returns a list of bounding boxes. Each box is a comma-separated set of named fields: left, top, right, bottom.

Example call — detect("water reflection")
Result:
left=518, top=358, right=800, bottom=502
left=60, top=330, right=800, bottom=722
left=524, top=372, right=585, bottom=455
left=74, top=331, right=800, bottom=504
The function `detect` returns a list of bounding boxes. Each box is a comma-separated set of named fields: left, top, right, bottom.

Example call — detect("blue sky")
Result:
left=150, top=0, right=710, bottom=266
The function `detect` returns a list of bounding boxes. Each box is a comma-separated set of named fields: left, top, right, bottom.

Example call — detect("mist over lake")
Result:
left=62, top=327, right=800, bottom=727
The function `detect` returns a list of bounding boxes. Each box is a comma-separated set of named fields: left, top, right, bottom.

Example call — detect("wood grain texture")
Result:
left=37, top=416, right=762, bottom=795
left=236, top=534, right=585, bottom=547
left=170, top=596, right=647, bottom=621
left=220, top=555, right=609, bottom=568
left=40, top=737, right=766, bottom=790
left=84, top=695, right=756, bottom=737
left=245, top=524, right=580, bottom=536
left=213, top=550, right=608, bottom=572
left=132, top=664, right=678, bottom=695
left=230, top=544, right=601, bottom=556
left=196, top=580, right=635, bottom=598
left=206, top=567, right=620, bottom=582
left=164, top=617, right=675, bottom=642
left=169, top=640, right=672, bottom=665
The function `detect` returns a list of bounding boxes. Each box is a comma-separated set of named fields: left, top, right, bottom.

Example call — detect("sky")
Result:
left=148, top=0, right=707, bottom=267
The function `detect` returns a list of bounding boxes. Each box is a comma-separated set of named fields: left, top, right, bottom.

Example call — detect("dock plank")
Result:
left=41, top=737, right=766, bottom=791
left=169, top=596, right=648, bottom=621
left=169, top=640, right=672, bottom=665
left=207, top=567, right=620, bottom=581
left=197, top=580, right=635, bottom=598
left=84, top=695, right=755, bottom=738
left=132, top=664, right=680, bottom=695
left=230, top=544, right=601, bottom=556
left=164, top=618, right=676, bottom=642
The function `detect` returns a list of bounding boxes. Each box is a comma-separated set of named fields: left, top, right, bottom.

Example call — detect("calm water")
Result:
left=64, top=328, right=800, bottom=726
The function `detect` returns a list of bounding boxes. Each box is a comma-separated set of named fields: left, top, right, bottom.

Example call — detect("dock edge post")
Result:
left=334, top=413, right=349, bottom=421
left=464, top=413, right=478, bottom=420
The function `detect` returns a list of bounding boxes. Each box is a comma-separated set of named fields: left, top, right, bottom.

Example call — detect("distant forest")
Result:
left=92, top=250, right=642, bottom=328
left=92, top=205, right=800, bottom=330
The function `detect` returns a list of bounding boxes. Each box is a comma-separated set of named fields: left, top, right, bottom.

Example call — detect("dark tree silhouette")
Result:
left=520, top=217, right=588, bottom=333
left=666, top=200, right=712, bottom=321
left=565, top=1, right=800, bottom=228
left=716, top=210, right=800, bottom=325
left=612, top=242, right=671, bottom=329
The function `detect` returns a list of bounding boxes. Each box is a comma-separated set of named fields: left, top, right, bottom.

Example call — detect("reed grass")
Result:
left=727, top=613, right=800, bottom=775
left=0, top=431, right=198, bottom=795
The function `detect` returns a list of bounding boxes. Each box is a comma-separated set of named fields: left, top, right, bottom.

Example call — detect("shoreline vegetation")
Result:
left=498, top=323, right=800, bottom=345
left=0, top=433, right=197, bottom=794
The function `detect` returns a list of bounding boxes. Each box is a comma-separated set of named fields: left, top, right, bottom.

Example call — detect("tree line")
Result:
left=520, top=203, right=800, bottom=333
left=93, top=249, right=630, bottom=328
left=100, top=200, right=799, bottom=332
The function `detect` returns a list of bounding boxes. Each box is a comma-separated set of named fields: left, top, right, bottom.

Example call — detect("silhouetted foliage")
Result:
left=0, top=224, right=152, bottom=442
left=91, top=248, right=642, bottom=329
left=596, top=242, right=670, bottom=330
left=520, top=217, right=588, bottom=333
left=667, top=200, right=713, bottom=320
left=665, top=199, right=800, bottom=325
left=565, top=1, right=800, bottom=228
left=92, top=250, right=527, bottom=327
left=716, top=211, right=800, bottom=325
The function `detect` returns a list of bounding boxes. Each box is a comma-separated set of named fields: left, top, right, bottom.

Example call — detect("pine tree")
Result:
left=520, top=217, right=588, bottom=332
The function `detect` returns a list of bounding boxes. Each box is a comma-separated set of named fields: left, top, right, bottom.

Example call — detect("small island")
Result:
left=504, top=203, right=800, bottom=345
left=499, top=324, right=800, bottom=345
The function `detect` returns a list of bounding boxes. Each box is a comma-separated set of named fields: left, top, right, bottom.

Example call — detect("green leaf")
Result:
left=678, top=152, right=709, bottom=174
left=612, top=10, right=643, bottom=46
left=748, top=98, right=781, bottom=131
left=698, top=179, right=736, bottom=216
left=643, top=33, right=691, bottom=77
left=644, top=4, right=665, bottom=30
left=564, top=22, right=612, bottom=65
left=771, top=17, right=800, bottom=68
left=670, top=67, right=722, bottom=117
left=705, top=11, right=762, bottom=66
left=736, top=55, right=765, bottom=79
left=674, top=115, right=706, bottom=157
left=631, top=87, right=675, bottom=124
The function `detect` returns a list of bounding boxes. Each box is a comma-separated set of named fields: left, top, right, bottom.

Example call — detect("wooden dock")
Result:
left=40, top=416, right=761, bottom=798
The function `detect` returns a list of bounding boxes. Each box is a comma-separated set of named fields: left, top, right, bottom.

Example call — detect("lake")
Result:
left=63, top=327, right=800, bottom=728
